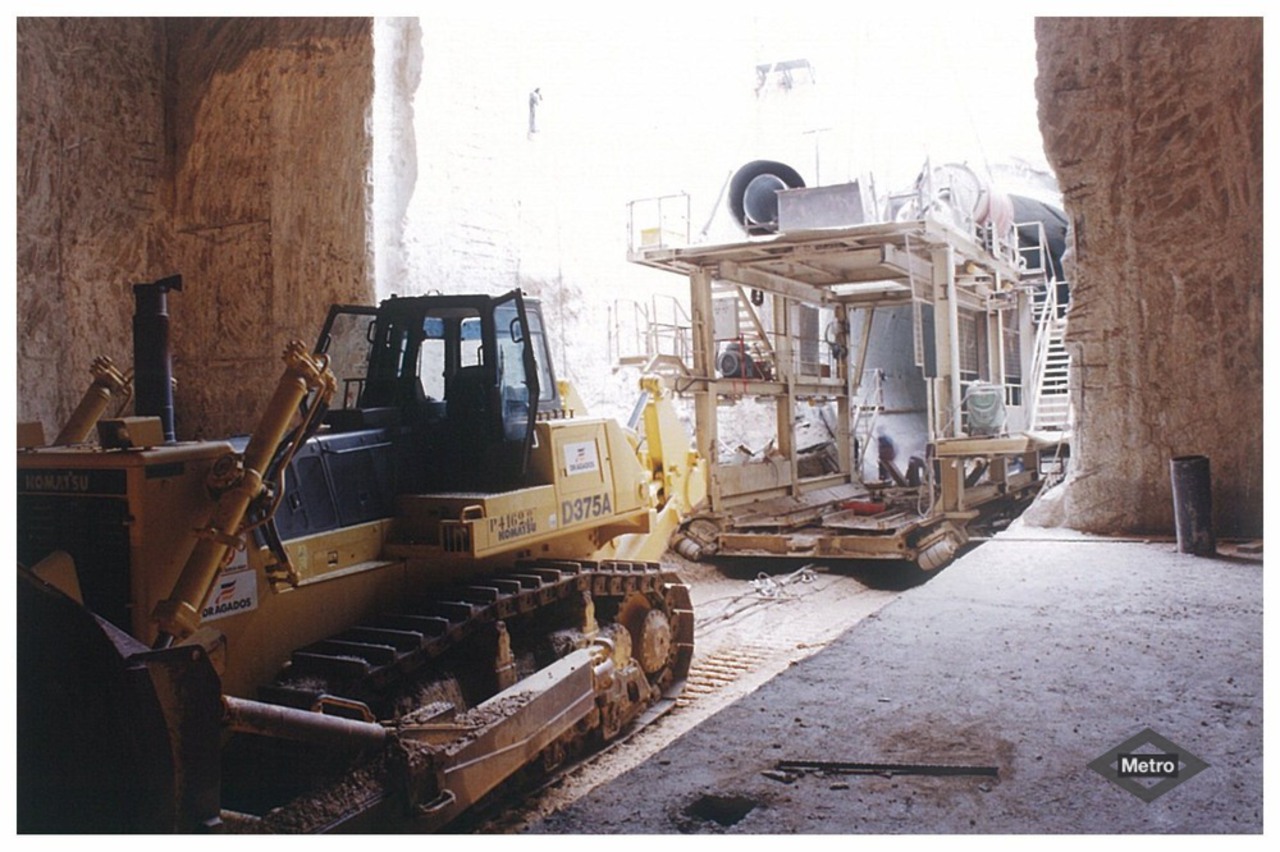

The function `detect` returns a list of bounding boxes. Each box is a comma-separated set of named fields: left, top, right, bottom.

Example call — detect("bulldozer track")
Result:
left=220, top=559, right=696, bottom=831
left=262, top=557, right=694, bottom=719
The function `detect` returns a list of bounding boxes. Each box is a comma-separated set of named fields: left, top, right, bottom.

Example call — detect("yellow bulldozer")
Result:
left=17, top=283, right=707, bottom=832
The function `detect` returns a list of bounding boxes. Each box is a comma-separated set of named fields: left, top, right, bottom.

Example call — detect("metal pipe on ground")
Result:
left=1170, top=454, right=1215, bottom=556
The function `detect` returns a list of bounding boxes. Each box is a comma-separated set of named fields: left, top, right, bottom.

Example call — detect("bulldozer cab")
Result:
left=317, top=290, right=555, bottom=493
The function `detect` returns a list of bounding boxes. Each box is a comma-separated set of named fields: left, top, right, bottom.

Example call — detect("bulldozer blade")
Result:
left=18, top=566, right=223, bottom=833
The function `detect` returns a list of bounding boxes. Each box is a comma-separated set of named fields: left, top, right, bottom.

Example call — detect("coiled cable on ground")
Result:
left=696, top=564, right=820, bottom=631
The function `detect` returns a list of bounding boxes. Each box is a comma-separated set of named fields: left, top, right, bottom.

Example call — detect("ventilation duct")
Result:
left=727, top=160, right=805, bottom=234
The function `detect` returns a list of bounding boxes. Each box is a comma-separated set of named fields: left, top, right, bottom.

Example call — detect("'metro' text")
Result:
left=1117, top=753, right=1180, bottom=778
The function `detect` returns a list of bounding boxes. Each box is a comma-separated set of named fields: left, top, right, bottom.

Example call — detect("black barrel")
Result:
left=1170, top=454, right=1215, bottom=555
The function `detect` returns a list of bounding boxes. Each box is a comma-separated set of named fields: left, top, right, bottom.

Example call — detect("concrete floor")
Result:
left=524, top=528, right=1263, bottom=834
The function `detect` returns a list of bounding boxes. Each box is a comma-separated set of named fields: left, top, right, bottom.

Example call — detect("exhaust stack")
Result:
left=132, top=274, right=182, bottom=443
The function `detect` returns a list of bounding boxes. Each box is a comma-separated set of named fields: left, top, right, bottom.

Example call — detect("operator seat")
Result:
left=446, top=365, right=491, bottom=424
left=443, top=366, right=496, bottom=487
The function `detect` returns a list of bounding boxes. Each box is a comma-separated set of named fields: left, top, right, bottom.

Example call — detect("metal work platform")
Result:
left=623, top=171, right=1069, bottom=571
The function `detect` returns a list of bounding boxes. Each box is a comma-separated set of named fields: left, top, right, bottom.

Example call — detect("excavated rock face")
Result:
left=164, top=19, right=376, bottom=439
left=1034, top=18, right=1262, bottom=537
left=16, top=19, right=377, bottom=440
left=17, top=19, right=168, bottom=441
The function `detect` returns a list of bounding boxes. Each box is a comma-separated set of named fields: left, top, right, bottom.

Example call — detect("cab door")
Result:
left=315, top=304, right=380, bottom=410
left=490, top=290, right=541, bottom=486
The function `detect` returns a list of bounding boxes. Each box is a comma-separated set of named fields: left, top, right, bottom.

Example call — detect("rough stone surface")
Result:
left=166, top=18, right=376, bottom=439
left=17, top=18, right=169, bottom=438
left=525, top=533, right=1263, bottom=833
left=17, top=18, right=378, bottom=439
left=404, top=19, right=525, bottom=295
left=1033, top=19, right=1262, bottom=537
left=372, top=18, right=423, bottom=301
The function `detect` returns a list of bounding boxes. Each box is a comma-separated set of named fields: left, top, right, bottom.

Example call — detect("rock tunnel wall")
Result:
left=17, top=19, right=168, bottom=441
left=16, top=18, right=378, bottom=440
left=1034, top=18, right=1263, bottom=538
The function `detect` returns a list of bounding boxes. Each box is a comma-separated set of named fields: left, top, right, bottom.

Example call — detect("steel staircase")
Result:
left=715, top=282, right=775, bottom=378
left=1029, top=280, right=1071, bottom=431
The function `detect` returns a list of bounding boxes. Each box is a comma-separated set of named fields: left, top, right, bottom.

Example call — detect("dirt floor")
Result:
left=512, top=525, right=1263, bottom=834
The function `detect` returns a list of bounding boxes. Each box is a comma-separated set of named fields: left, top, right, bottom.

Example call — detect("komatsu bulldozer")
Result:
left=17, top=284, right=707, bottom=833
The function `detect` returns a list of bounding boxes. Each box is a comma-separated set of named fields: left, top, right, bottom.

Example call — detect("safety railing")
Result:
left=627, top=193, right=691, bottom=253
left=609, top=294, right=694, bottom=374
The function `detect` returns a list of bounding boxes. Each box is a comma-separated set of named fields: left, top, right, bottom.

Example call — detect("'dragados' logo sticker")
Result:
left=563, top=440, right=600, bottom=476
